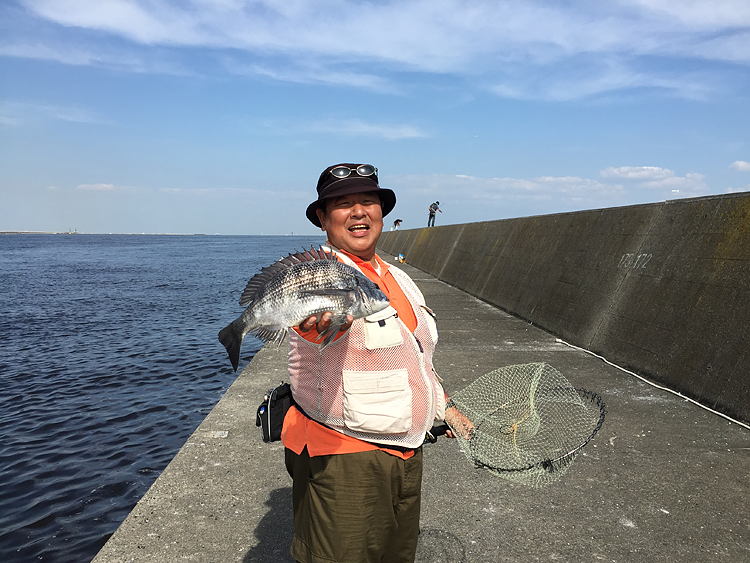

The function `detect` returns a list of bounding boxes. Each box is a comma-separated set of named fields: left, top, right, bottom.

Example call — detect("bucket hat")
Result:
left=306, top=163, right=396, bottom=227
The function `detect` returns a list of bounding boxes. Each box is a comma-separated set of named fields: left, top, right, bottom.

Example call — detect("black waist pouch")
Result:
left=256, top=382, right=294, bottom=442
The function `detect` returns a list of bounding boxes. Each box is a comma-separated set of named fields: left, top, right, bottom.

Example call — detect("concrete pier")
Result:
left=92, top=258, right=750, bottom=562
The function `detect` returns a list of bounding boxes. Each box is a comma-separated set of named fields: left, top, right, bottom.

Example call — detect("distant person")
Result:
left=392, top=218, right=403, bottom=231
left=427, top=201, right=442, bottom=227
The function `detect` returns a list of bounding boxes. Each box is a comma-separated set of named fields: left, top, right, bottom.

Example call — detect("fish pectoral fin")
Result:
left=301, top=288, right=356, bottom=302
left=314, top=314, right=349, bottom=349
left=315, top=324, right=343, bottom=349
left=251, top=327, right=288, bottom=346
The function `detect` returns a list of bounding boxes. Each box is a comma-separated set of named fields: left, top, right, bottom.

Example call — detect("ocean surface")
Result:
left=0, top=234, right=324, bottom=563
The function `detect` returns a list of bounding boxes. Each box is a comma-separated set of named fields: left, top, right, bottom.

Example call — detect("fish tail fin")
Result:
left=218, top=321, right=243, bottom=372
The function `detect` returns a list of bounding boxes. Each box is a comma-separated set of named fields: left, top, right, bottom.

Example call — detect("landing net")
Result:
left=447, top=362, right=605, bottom=487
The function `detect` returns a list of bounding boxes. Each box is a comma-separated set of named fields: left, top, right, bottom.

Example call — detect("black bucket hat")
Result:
left=306, top=163, right=396, bottom=228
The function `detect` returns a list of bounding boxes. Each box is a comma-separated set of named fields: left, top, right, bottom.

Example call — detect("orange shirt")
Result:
left=281, top=250, right=418, bottom=459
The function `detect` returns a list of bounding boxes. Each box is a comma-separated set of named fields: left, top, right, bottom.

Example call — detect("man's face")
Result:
left=316, top=191, right=384, bottom=260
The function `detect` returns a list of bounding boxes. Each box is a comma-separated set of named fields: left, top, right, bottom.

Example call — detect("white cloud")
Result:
left=308, top=119, right=426, bottom=140
left=0, top=100, right=111, bottom=126
left=630, top=0, right=750, bottom=28
left=0, top=42, right=108, bottom=67
left=601, top=166, right=675, bottom=180
left=383, top=166, right=718, bottom=222
left=0, top=112, right=21, bottom=126
left=599, top=166, right=707, bottom=196
left=12, top=0, right=750, bottom=100
left=23, top=0, right=192, bottom=44
left=262, top=117, right=427, bottom=140
left=159, top=186, right=302, bottom=198
left=730, top=160, right=750, bottom=172
left=77, top=183, right=115, bottom=191
left=388, top=173, right=621, bottom=203
left=0, top=41, right=195, bottom=76
left=223, top=58, right=400, bottom=93
left=642, top=172, right=706, bottom=191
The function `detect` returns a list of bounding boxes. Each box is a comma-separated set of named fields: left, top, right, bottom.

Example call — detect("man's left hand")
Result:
left=298, top=311, right=354, bottom=335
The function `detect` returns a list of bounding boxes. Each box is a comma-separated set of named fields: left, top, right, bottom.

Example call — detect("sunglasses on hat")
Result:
left=329, top=164, right=378, bottom=180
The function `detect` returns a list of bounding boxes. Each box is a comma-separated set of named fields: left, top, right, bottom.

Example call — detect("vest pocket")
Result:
left=342, top=369, right=412, bottom=434
left=363, top=306, right=403, bottom=350
left=433, top=377, right=446, bottom=423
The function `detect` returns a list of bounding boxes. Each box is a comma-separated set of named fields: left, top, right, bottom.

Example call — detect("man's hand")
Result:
left=444, top=404, right=475, bottom=440
left=298, top=311, right=354, bottom=335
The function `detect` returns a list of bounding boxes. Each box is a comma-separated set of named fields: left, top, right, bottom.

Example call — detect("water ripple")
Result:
left=0, top=234, right=323, bottom=563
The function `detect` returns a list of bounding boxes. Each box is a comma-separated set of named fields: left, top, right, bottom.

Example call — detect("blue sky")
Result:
left=1, top=0, right=749, bottom=235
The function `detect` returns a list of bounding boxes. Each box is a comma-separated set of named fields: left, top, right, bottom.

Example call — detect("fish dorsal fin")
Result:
left=238, top=245, right=335, bottom=306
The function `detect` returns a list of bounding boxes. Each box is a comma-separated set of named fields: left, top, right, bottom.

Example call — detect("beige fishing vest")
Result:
left=287, top=250, right=445, bottom=449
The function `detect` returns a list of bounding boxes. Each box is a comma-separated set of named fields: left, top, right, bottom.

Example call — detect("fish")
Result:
left=218, top=245, right=390, bottom=371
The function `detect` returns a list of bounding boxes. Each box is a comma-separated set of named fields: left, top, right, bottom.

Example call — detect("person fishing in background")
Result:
left=282, top=163, right=459, bottom=563
left=427, top=201, right=442, bottom=227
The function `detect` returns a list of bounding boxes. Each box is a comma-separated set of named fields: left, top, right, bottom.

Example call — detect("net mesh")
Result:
left=447, top=362, right=605, bottom=488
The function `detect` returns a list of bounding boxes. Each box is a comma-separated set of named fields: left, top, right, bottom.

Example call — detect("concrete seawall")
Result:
left=379, top=192, right=750, bottom=423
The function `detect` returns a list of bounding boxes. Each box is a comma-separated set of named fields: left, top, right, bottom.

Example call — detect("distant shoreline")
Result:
left=0, top=231, right=204, bottom=236
left=1, top=231, right=80, bottom=235
left=0, top=232, right=316, bottom=236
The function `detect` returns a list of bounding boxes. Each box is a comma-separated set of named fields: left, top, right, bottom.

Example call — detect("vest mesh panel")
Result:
left=288, top=263, right=441, bottom=448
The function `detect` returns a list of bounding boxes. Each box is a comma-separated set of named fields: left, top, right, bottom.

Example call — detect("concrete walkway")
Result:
left=92, top=259, right=750, bottom=563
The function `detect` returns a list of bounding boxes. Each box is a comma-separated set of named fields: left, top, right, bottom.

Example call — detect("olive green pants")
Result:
left=285, top=446, right=423, bottom=563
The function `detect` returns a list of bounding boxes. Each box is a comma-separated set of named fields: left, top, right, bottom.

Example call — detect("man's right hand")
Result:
left=444, top=404, right=475, bottom=440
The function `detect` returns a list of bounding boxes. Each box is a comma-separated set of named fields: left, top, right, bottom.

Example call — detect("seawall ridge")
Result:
left=378, top=192, right=750, bottom=423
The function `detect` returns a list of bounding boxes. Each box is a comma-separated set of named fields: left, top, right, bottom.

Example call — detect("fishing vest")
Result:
left=287, top=249, right=445, bottom=449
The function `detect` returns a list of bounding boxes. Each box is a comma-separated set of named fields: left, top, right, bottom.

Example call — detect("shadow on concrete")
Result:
left=243, top=487, right=295, bottom=563
left=240, top=489, right=469, bottom=562
left=416, top=527, right=467, bottom=562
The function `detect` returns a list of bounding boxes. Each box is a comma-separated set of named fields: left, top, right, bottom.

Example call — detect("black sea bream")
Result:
left=218, top=246, right=389, bottom=371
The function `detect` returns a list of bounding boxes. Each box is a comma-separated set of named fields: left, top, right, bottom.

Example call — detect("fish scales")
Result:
left=218, top=246, right=389, bottom=371
left=249, top=261, right=362, bottom=328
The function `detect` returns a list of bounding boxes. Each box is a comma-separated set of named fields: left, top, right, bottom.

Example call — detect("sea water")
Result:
left=0, top=234, right=324, bottom=563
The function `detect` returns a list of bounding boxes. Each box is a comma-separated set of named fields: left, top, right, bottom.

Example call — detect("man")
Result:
left=427, top=201, right=442, bottom=227
left=281, top=163, right=448, bottom=563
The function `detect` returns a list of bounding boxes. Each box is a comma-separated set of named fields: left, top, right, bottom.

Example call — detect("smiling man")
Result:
left=281, top=163, right=448, bottom=563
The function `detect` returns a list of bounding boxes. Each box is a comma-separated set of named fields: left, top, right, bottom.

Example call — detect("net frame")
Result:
left=446, top=362, right=606, bottom=487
